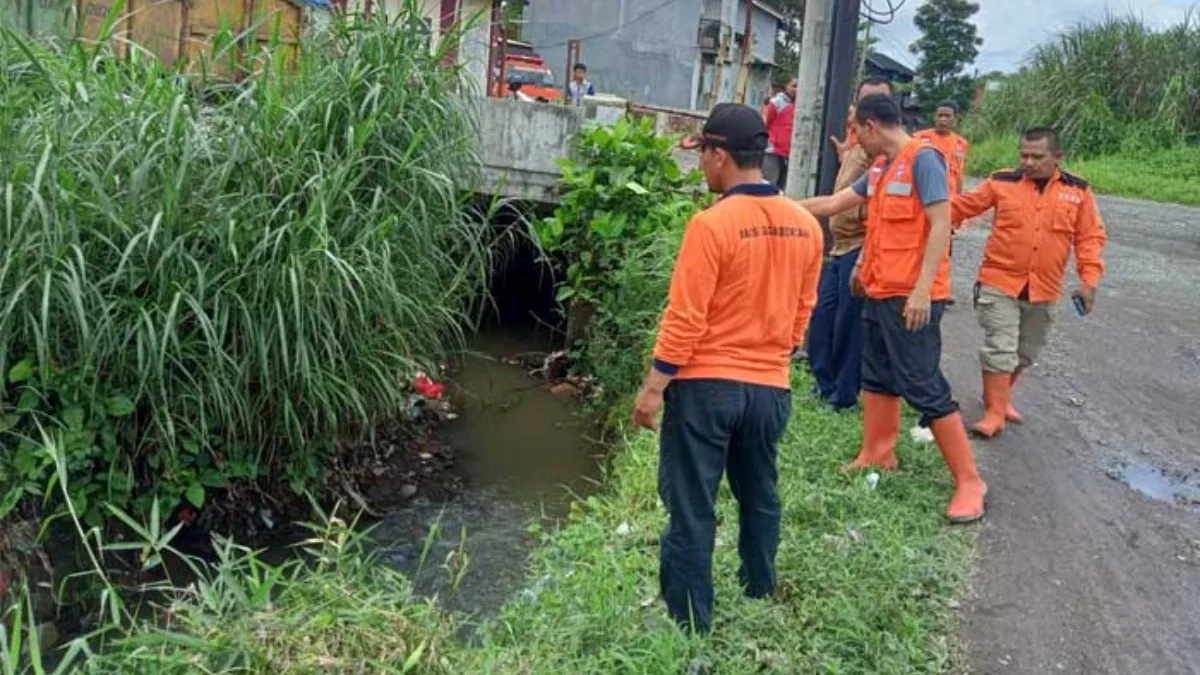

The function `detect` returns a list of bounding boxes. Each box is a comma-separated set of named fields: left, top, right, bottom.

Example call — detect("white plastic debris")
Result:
left=866, top=472, right=880, bottom=490
left=909, top=424, right=935, bottom=444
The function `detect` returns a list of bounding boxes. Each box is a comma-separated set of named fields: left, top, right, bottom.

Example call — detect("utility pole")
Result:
left=816, top=0, right=863, bottom=200
left=784, top=0, right=834, bottom=199
left=710, top=32, right=729, bottom=110
left=710, top=0, right=739, bottom=108
left=734, top=0, right=755, bottom=104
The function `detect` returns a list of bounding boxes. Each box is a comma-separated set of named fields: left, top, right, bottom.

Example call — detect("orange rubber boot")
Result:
left=970, top=371, right=1010, bottom=439
left=1006, top=369, right=1024, bottom=424
left=842, top=391, right=901, bottom=471
left=930, top=413, right=987, bottom=524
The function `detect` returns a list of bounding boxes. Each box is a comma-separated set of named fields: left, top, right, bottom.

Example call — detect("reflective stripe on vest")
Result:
left=859, top=139, right=952, bottom=300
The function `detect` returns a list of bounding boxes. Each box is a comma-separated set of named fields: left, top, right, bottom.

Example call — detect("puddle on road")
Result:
left=1106, top=460, right=1200, bottom=507
left=372, top=328, right=604, bottom=623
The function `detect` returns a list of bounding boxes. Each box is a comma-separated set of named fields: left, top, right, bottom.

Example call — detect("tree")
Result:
left=501, top=0, right=528, bottom=41
left=772, top=0, right=804, bottom=85
left=909, top=0, right=983, bottom=112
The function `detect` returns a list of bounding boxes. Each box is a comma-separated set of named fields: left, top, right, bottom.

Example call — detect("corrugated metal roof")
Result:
left=867, top=51, right=915, bottom=77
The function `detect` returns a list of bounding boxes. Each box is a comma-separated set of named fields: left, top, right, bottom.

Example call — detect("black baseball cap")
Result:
left=681, top=103, right=770, bottom=152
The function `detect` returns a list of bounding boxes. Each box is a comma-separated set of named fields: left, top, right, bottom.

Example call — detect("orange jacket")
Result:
left=653, top=185, right=824, bottom=390
left=859, top=140, right=953, bottom=301
left=951, top=168, right=1107, bottom=302
left=914, top=130, right=969, bottom=194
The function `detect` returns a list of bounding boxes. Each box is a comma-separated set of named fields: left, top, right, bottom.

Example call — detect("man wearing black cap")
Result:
left=632, top=103, right=825, bottom=633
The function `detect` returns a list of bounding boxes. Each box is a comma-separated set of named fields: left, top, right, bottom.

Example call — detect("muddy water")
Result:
left=1105, top=459, right=1200, bottom=508
left=371, top=328, right=603, bottom=620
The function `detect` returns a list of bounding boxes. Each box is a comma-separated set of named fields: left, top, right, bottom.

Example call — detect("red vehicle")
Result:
left=493, top=40, right=562, bottom=103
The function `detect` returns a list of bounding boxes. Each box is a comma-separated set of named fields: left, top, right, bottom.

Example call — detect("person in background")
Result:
left=567, top=63, right=595, bottom=106
left=950, top=128, right=1107, bottom=438
left=798, top=94, right=987, bottom=525
left=807, top=76, right=893, bottom=412
left=760, top=83, right=783, bottom=121
left=915, top=101, right=971, bottom=304
left=915, top=102, right=970, bottom=194
left=632, top=104, right=824, bottom=633
left=763, top=78, right=797, bottom=190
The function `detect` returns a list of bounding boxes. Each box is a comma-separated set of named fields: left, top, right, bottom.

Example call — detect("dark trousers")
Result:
left=763, top=153, right=789, bottom=190
left=861, top=297, right=959, bottom=426
left=658, top=379, right=791, bottom=633
left=806, top=248, right=865, bottom=409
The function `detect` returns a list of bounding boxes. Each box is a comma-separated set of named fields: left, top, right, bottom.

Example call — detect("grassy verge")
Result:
left=467, top=371, right=973, bottom=673
left=966, top=136, right=1200, bottom=206
left=4, top=372, right=975, bottom=673
left=3, top=91, right=975, bottom=674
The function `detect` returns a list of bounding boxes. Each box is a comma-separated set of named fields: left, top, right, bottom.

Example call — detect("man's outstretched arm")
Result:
left=798, top=187, right=867, bottom=217
left=951, top=180, right=997, bottom=227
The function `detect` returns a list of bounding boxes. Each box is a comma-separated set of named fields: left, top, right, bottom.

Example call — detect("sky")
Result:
left=870, top=0, right=1198, bottom=73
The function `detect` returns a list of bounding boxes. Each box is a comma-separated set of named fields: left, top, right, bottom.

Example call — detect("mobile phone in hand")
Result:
left=1072, top=295, right=1087, bottom=316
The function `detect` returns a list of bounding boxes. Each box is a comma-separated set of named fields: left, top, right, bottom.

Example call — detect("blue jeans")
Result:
left=658, top=379, right=791, bottom=633
left=861, top=297, right=959, bottom=427
left=806, top=248, right=865, bottom=409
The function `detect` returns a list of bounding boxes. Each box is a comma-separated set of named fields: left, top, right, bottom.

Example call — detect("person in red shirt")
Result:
left=951, top=128, right=1107, bottom=437
left=632, top=104, right=824, bottom=633
left=763, top=78, right=797, bottom=190
left=799, top=94, right=987, bottom=525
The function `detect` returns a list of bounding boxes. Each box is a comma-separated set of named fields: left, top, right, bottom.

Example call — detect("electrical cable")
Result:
left=861, top=0, right=906, bottom=25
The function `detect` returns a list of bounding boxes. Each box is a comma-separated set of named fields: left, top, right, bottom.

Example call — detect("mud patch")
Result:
left=1105, top=459, right=1200, bottom=507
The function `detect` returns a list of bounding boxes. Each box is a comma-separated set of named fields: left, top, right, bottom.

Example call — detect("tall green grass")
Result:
left=966, top=135, right=1200, bottom=205
left=969, top=13, right=1200, bottom=157
left=0, top=4, right=492, bottom=528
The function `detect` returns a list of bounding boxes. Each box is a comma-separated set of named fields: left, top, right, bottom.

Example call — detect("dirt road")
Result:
left=944, top=193, right=1200, bottom=674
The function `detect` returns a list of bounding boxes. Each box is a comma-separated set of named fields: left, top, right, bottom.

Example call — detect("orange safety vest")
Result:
left=859, top=139, right=952, bottom=301
left=914, top=130, right=969, bottom=194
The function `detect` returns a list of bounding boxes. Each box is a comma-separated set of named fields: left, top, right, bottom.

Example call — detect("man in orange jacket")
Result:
left=951, top=128, right=1108, bottom=438
left=914, top=102, right=970, bottom=194
left=915, top=101, right=970, bottom=305
left=799, top=94, right=986, bottom=524
left=632, top=104, right=824, bottom=633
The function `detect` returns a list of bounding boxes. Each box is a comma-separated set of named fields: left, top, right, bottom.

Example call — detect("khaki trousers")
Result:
left=974, top=284, right=1055, bottom=373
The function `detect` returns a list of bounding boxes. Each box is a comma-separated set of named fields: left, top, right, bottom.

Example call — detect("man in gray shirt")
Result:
left=798, top=94, right=987, bottom=526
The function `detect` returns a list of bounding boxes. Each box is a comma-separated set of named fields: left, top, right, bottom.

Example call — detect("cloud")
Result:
left=871, top=0, right=1197, bottom=73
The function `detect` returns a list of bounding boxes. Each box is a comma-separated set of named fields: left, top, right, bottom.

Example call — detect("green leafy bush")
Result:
left=0, top=5, right=490, bottom=528
left=535, top=119, right=706, bottom=408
